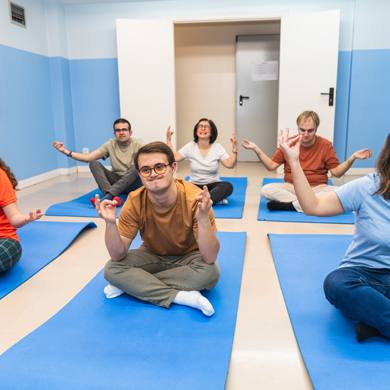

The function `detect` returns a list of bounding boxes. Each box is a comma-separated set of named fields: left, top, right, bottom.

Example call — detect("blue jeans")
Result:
left=324, top=266, right=390, bottom=337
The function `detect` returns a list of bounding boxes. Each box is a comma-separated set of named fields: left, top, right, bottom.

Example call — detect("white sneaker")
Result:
left=215, top=199, right=229, bottom=205
left=104, top=284, right=124, bottom=299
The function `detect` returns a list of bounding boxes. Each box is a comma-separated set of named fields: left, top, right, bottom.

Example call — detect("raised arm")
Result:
left=195, top=186, right=220, bottom=264
left=221, top=134, right=238, bottom=169
left=165, top=126, right=184, bottom=162
left=279, top=129, right=345, bottom=217
left=241, top=139, right=280, bottom=171
left=53, top=141, right=103, bottom=163
left=95, top=195, right=132, bottom=261
left=3, top=202, right=43, bottom=228
left=330, top=148, right=372, bottom=178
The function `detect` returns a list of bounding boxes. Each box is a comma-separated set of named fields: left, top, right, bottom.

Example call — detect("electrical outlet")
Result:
left=83, top=148, right=89, bottom=154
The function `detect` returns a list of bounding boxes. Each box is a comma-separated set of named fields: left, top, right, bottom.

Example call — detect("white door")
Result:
left=236, top=35, right=280, bottom=162
left=116, top=19, right=176, bottom=148
left=116, top=10, right=340, bottom=156
left=278, top=10, right=340, bottom=142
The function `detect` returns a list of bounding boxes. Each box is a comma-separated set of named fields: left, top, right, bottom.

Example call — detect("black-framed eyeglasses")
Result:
left=138, top=163, right=170, bottom=178
left=114, top=128, right=130, bottom=133
left=197, top=125, right=211, bottom=130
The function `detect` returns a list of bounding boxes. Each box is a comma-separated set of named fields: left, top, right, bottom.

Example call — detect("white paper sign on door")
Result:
left=252, top=61, right=279, bottom=81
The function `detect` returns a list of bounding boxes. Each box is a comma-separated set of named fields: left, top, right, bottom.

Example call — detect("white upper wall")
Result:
left=0, top=0, right=50, bottom=55
left=65, top=0, right=355, bottom=60
left=4, top=0, right=386, bottom=60
left=46, top=0, right=69, bottom=57
left=0, top=0, right=68, bottom=57
left=353, top=0, right=390, bottom=50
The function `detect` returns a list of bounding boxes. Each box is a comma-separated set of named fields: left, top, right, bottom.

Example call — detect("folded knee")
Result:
left=204, top=262, right=220, bottom=289
left=260, top=183, right=273, bottom=198
left=323, top=269, right=350, bottom=305
left=104, top=259, right=129, bottom=281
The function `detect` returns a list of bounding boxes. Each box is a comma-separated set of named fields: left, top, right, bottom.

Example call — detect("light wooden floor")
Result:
left=0, top=161, right=360, bottom=389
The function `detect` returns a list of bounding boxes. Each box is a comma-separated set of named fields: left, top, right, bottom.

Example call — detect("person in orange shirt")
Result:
left=242, top=110, right=372, bottom=212
left=0, top=158, right=43, bottom=272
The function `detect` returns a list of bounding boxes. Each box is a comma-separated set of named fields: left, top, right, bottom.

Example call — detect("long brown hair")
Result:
left=374, top=133, right=390, bottom=200
left=0, top=158, right=18, bottom=190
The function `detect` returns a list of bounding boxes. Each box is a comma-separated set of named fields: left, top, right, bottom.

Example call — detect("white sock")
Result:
left=104, top=284, right=124, bottom=299
left=172, top=290, right=214, bottom=316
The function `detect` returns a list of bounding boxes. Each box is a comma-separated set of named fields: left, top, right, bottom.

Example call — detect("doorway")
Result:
left=235, top=34, right=280, bottom=162
left=174, top=21, right=281, bottom=155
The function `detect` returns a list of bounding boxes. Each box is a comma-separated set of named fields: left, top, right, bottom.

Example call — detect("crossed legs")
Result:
left=89, top=161, right=142, bottom=198
left=193, top=181, right=233, bottom=204
left=104, top=246, right=220, bottom=315
left=324, top=266, right=390, bottom=341
left=261, top=182, right=337, bottom=212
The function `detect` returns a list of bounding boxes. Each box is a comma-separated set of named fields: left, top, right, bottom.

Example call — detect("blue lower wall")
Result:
left=0, top=44, right=57, bottom=181
left=333, top=51, right=352, bottom=162
left=347, top=49, right=390, bottom=166
left=70, top=58, right=120, bottom=164
left=1, top=44, right=385, bottom=182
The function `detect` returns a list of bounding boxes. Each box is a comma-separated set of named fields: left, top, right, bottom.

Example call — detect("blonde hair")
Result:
left=296, top=111, right=320, bottom=130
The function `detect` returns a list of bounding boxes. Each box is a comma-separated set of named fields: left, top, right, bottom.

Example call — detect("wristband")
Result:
left=68, top=151, right=73, bottom=157
left=232, top=150, right=238, bottom=154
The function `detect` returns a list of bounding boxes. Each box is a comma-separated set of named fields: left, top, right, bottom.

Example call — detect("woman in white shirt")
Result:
left=166, top=118, right=238, bottom=205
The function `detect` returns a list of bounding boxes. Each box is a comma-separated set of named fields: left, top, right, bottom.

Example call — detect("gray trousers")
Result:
left=89, top=160, right=143, bottom=198
left=104, top=246, right=220, bottom=308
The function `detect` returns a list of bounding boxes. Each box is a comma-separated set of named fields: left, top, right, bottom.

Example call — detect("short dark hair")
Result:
left=193, top=118, right=218, bottom=144
left=134, top=141, right=175, bottom=171
left=113, top=118, right=131, bottom=131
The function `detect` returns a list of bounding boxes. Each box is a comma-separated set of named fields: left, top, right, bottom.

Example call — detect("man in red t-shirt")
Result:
left=242, top=111, right=372, bottom=212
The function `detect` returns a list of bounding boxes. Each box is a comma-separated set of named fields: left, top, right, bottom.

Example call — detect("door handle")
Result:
left=320, top=88, right=334, bottom=106
left=239, top=95, right=249, bottom=106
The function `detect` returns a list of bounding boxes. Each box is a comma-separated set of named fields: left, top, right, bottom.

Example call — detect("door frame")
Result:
left=167, top=11, right=288, bottom=24
left=167, top=12, right=286, bottom=154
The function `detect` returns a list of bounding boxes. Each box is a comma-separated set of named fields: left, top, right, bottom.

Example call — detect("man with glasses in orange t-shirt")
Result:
left=242, top=110, right=372, bottom=212
left=53, top=118, right=143, bottom=207
left=94, top=141, right=220, bottom=316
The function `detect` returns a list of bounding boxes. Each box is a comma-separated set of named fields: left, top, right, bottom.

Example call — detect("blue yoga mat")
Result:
left=185, top=177, right=247, bottom=219
left=269, top=233, right=390, bottom=390
left=0, top=231, right=246, bottom=390
left=45, top=189, right=126, bottom=218
left=0, top=221, right=97, bottom=300
left=258, top=178, right=355, bottom=224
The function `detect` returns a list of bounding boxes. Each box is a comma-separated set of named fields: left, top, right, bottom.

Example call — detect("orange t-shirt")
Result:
left=271, top=135, right=340, bottom=186
left=118, top=179, right=217, bottom=256
left=0, top=168, right=18, bottom=241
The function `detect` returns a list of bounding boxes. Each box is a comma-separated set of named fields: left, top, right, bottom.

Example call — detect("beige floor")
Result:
left=0, top=161, right=359, bottom=389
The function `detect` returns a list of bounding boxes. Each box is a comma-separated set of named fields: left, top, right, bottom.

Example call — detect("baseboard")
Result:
left=59, top=167, right=78, bottom=176
left=18, top=169, right=62, bottom=190
left=77, top=165, right=111, bottom=173
left=17, top=166, right=91, bottom=189
left=344, top=168, right=375, bottom=176
left=77, top=166, right=92, bottom=173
